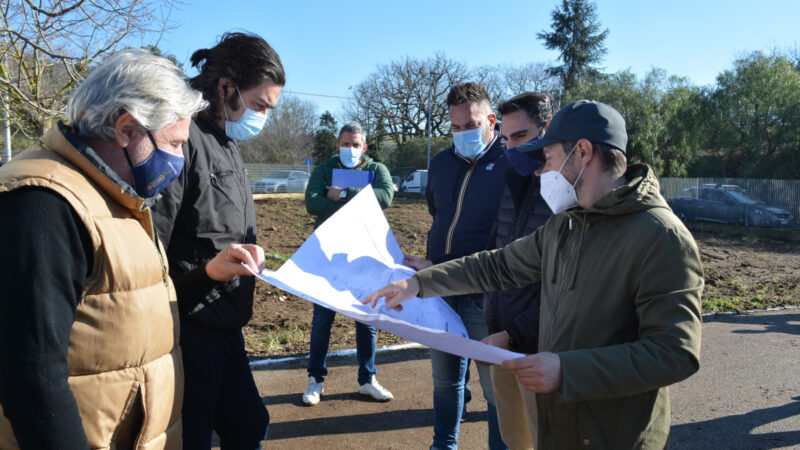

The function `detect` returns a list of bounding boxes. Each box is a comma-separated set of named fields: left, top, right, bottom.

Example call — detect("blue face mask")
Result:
left=224, top=87, right=267, bottom=141
left=339, top=146, right=363, bottom=168
left=505, top=137, right=542, bottom=176
left=452, top=126, right=488, bottom=159
left=125, top=132, right=184, bottom=198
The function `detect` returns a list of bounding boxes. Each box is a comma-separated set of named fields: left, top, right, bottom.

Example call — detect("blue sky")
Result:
left=154, top=0, right=799, bottom=119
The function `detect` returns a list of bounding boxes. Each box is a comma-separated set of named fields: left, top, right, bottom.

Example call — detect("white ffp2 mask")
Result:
left=540, top=144, right=584, bottom=213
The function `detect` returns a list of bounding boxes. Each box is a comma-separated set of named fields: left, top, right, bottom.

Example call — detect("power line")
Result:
left=283, top=89, right=351, bottom=100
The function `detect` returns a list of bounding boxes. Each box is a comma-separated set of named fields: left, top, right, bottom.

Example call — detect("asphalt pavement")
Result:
left=243, top=309, right=800, bottom=449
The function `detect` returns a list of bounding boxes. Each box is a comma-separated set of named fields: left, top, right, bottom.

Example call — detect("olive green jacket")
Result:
left=414, top=164, right=704, bottom=449
left=305, top=154, right=394, bottom=228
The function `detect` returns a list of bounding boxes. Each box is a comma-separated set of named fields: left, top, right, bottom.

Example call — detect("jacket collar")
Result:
left=50, top=122, right=152, bottom=211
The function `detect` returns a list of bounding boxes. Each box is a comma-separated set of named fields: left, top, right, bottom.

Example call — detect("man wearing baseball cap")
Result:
left=364, top=100, right=705, bottom=448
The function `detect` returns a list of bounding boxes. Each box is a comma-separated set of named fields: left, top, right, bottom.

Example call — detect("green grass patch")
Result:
left=257, top=326, right=307, bottom=353
left=702, top=296, right=739, bottom=312
left=264, top=252, right=290, bottom=270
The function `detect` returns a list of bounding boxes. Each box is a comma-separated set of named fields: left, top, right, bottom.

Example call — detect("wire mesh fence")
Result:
left=241, top=168, right=800, bottom=230
left=245, top=164, right=315, bottom=184
left=659, top=178, right=800, bottom=230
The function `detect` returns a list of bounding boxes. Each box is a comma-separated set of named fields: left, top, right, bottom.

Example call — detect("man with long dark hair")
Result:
left=152, top=32, right=285, bottom=449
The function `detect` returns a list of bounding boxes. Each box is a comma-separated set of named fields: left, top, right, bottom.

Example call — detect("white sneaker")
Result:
left=302, top=377, right=324, bottom=405
left=358, top=376, right=393, bottom=401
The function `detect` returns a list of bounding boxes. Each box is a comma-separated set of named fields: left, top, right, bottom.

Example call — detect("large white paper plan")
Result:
left=253, top=185, right=524, bottom=365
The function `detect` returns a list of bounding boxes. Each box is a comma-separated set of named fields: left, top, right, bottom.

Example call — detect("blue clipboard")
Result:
left=332, top=168, right=375, bottom=189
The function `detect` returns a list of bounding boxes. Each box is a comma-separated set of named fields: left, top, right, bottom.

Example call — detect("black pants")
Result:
left=180, top=321, right=269, bottom=449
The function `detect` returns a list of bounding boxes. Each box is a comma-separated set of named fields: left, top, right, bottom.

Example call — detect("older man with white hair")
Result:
left=0, top=49, right=264, bottom=449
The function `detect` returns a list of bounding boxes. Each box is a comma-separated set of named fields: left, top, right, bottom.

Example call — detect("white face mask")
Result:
left=540, top=143, right=585, bottom=214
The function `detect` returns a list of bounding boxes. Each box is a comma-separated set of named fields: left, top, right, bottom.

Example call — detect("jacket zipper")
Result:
left=149, top=218, right=168, bottom=286
left=511, top=181, right=539, bottom=240
left=444, top=164, right=476, bottom=254
left=546, top=214, right=580, bottom=352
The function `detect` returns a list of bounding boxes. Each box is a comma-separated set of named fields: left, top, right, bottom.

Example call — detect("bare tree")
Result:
left=239, top=95, right=317, bottom=164
left=475, top=62, right=562, bottom=109
left=344, top=53, right=471, bottom=146
left=0, top=0, right=176, bottom=137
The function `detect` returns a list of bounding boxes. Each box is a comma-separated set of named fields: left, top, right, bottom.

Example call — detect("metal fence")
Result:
left=240, top=166, right=800, bottom=230
left=245, top=164, right=315, bottom=184
left=659, top=177, right=800, bottom=230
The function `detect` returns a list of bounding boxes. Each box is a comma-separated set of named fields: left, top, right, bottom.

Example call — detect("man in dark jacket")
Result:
left=302, top=122, right=395, bottom=405
left=152, top=32, right=284, bottom=449
left=404, top=82, right=508, bottom=450
left=481, top=92, right=555, bottom=449
left=366, top=100, right=704, bottom=450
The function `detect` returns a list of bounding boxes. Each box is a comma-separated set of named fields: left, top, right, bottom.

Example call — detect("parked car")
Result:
left=400, top=170, right=427, bottom=194
left=251, top=170, right=310, bottom=193
left=391, top=176, right=401, bottom=192
left=669, top=184, right=794, bottom=228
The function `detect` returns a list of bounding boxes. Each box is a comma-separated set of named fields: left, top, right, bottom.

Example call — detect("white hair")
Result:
left=67, top=49, right=208, bottom=140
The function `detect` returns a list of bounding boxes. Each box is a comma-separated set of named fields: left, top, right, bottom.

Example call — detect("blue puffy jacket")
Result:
left=425, top=134, right=509, bottom=264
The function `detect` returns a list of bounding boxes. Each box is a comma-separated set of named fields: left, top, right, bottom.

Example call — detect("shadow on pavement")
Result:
left=262, top=391, right=402, bottom=407
left=266, top=408, right=489, bottom=440
left=703, top=311, right=800, bottom=336
left=669, top=397, right=800, bottom=449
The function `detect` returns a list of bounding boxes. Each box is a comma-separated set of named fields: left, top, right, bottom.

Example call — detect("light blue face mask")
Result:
left=452, top=126, right=488, bottom=159
left=339, top=146, right=363, bottom=168
left=224, top=87, right=267, bottom=141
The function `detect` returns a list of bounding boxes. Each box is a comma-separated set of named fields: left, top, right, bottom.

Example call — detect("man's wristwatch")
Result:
left=339, top=190, right=347, bottom=199
left=507, top=333, right=517, bottom=351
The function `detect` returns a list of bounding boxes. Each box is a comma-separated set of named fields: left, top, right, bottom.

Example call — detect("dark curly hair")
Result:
left=189, top=32, right=285, bottom=121
left=498, top=92, right=555, bottom=129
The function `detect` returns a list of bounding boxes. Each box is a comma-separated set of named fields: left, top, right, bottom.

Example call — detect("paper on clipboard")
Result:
left=332, top=168, right=374, bottom=189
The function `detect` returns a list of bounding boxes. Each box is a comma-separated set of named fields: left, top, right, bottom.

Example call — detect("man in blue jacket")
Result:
left=405, top=82, right=508, bottom=450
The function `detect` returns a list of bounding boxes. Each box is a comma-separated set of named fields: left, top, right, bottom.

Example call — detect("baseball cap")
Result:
left=526, top=100, right=627, bottom=160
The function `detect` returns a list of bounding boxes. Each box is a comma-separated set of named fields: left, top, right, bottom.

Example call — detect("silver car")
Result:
left=251, top=170, right=310, bottom=193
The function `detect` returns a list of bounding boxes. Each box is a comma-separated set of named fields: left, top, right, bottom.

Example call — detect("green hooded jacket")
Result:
left=414, top=164, right=704, bottom=449
left=305, top=154, right=394, bottom=229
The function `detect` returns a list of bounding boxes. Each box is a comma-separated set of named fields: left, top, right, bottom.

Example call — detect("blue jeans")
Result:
left=430, top=295, right=507, bottom=450
left=308, top=303, right=377, bottom=385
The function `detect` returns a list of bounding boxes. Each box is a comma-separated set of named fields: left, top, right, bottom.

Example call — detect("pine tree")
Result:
left=537, top=0, right=608, bottom=94
left=312, top=111, right=338, bottom=164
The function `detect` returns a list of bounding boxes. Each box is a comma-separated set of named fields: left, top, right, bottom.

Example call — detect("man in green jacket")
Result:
left=364, top=101, right=704, bottom=449
left=303, top=122, right=395, bottom=405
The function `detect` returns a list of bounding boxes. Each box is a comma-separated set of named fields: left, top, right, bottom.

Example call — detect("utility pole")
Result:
left=3, top=94, right=10, bottom=163
left=426, top=70, right=437, bottom=171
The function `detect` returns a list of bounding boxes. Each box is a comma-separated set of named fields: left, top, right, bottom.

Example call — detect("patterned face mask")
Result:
left=125, top=132, right=184, bottom=198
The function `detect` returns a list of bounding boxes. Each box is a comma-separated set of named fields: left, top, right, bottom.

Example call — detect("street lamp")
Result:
left=426, top=70, right=437, bottom=171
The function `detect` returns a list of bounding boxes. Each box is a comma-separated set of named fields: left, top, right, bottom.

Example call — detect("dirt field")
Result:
left=245, top=194, right=800, bottom=358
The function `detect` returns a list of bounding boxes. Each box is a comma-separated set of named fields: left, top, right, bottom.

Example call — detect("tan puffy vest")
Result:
left=0, top=127, right=183, bottom=449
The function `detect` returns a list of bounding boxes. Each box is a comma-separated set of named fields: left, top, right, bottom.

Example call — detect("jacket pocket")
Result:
left=112, top=381, right=145, bottom=450
left=575, top=401, right=610, bottom=449
left=208, top=170, right=238, bottom=205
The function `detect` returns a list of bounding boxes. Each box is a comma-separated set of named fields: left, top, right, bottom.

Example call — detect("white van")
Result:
left=400, top=170, right=428, bottom=193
